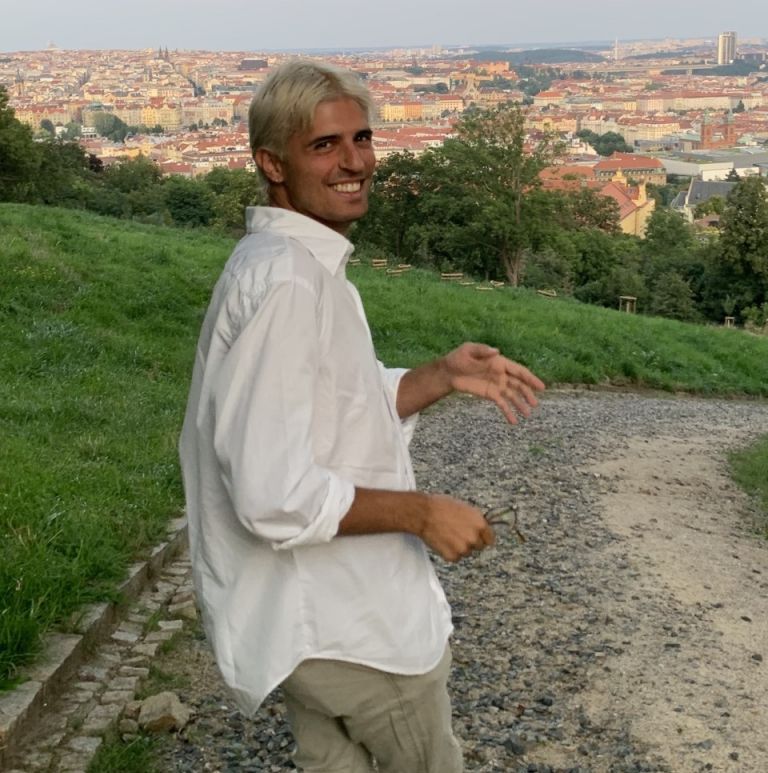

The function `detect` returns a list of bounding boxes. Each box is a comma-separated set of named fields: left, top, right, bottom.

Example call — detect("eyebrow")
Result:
left=307, top=128, right=373, bottom=146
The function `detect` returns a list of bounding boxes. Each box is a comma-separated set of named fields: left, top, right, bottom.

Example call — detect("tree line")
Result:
left=0, top=86, right=264, bottom=232
left=2, top=86, right=766, bottom=329
left=355, top=105, right=768, bottom=330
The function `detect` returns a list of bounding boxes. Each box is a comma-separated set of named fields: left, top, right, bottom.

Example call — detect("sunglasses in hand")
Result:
left=483, top=505, right=526, bottom=544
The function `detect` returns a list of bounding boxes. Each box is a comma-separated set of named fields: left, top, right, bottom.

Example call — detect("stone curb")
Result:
left=0, top=517, right=189, bottom=769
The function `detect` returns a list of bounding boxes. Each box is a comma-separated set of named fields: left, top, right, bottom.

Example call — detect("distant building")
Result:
left=698, top=112, right=737, bottom=150
left=539, top=165, right=655, bottom=237
left=600, top=175, right=655, bottom=237
left=239, top=58, right=268, bottom=71
left=592, top=153, right=667, bottom=185
left=717, top=32, right=737, bottom=65
left=671, top=179, right=737, bottom=222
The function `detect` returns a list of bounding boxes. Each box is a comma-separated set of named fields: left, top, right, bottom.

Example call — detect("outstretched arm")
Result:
left=395, top=342, right=545, bottom=423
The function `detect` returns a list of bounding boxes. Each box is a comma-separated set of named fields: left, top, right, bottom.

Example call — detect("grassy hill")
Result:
left=2, top=202, right=768, bottom=685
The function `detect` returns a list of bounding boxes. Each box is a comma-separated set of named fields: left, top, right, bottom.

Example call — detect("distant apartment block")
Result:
left=717, top=32, right=737, bottom=65
left=239, top=58, right=268, bottom=70
left=593, top=153, right=667, bottom=185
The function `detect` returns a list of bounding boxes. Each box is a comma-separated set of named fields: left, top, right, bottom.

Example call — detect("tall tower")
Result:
left=717, top=32, right=737, bottom=65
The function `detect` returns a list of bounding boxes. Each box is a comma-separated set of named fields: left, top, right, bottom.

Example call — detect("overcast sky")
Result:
left=1, top=0, right=766, bottom=53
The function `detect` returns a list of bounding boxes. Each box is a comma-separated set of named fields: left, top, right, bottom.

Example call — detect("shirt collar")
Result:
left=245, top=207, right=355, bottom=276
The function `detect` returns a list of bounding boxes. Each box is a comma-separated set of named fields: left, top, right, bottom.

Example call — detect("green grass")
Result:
left=87, top=733, right=160, bottom=773
left=0, top=204, right=232, bottom=686
left=2, top=202, right=768, bottom=686
left=354, top=264, right=768, bottom=395
left=730, top=437, right=768, bottom=531
left=135, top=662, right=189, bottom=700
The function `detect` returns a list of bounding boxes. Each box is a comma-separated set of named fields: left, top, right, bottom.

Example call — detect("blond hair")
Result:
left=248, top=59, right=373, bottom=184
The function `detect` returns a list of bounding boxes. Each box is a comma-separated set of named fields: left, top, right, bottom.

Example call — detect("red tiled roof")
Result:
left=594, top=153, right=664, bottom=171
left=600, top=181, right=638, bottom=220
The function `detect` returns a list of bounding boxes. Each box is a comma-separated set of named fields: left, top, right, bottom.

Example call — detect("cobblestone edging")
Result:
left=0, top=517, right=194, bottom=773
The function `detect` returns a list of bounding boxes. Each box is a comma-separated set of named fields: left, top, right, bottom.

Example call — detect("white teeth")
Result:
left=333, top=182, right=361, bottom=193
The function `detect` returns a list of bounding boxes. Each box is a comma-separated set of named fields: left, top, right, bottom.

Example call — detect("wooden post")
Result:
left=619, top=295, right=637, bottom=313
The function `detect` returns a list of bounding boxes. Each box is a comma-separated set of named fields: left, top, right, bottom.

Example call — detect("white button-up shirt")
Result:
left=179, top=207, right=452, bottom=714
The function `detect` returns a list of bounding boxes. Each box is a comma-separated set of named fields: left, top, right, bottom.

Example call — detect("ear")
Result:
left=255, top=148, right=284, bottom=184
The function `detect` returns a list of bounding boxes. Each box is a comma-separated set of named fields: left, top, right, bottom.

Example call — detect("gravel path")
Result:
left=149, top=390, right=768, bottom=773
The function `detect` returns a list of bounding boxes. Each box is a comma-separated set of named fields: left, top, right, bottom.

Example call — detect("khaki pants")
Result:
left=280, top=646, right=463, bottom=773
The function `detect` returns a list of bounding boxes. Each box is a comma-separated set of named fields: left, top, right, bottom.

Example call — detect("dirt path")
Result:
left=144, top=393, right=768, bottom=773
left=571, top=432, right=768, bottom=773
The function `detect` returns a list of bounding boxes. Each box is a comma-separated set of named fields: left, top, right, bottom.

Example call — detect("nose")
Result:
left=339, top=140, right=365, bottom=173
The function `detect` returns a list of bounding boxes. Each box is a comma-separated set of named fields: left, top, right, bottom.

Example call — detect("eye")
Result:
left=313, top=140, right=333, bottom=151
left=356, top=131, right=373, bottom=144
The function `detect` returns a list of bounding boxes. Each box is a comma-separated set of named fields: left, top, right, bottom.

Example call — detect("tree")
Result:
left=203, top=167, right=265, bottom=233
left=574, top=257, right=647, bottom=310
left=0, top=85, right=38, bottom=201
left=576, top=129, right=633, bottom=156
left=39, top=118, right=55, bottom=136
left=33, top=139, right=95, bottom=207
left=714, top=176, right=768, bottom=318
left=92, top=112, right=130, bottom=142
left=647, top=176, right=690, bottom=207
left=521, top=246, right=574, bottom=294
left=93, top=156, right=165, bottom=219
left=569, top=228, right=630, bottom=287
left=102, top=155, right=163, bottom=193
left=725, top=168, right=741, bottom=182
left=641, top=208, right=695, bottom=280
left=416, top=105, right=563, bottom=285
left=644, top=208, right=693, bottom=255
left=649, top=271, right=698, bottom=321
left=63, top=122, right=81, bottom=140
left=355, top=151, right=424, bottom=259
left=556, top=188, right=620, bottom=234
left=693, top=196, right=725, bottom=219
left=163, top=176, right=214, bottom=227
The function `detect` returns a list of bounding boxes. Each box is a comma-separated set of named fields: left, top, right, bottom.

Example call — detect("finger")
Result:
left=487, top=381, right=533, bottom=423
left=468, top=343, right=499, bottom=362
left=487, top=386, right=520, bottom=425
left=439, top=545, right=461, bottom=563
left=500, top=380, right=540, bottom=414
left=504, top=361, right=546, bottom=392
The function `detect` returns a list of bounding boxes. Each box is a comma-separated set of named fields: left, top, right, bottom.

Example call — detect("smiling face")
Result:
left=256, top=97, right=376, bottom=235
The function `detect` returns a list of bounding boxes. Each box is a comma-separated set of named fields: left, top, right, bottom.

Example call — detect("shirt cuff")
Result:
left=379, top=365, right=419, bottom=445
left=272, top=473, right=356, bottom=551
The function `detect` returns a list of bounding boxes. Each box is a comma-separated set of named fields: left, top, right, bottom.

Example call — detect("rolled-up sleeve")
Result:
left=212, top=279, right=355, bottom=549
left=377, top=363, right=419, bottom=445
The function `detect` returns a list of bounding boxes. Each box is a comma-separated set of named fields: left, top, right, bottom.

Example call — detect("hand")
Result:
left=442, top=342, right=545, bottom=424
left=419, top=494, right=495, bottom=563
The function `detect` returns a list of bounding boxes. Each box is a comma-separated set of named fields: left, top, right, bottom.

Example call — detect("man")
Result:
left=179, top=59, right=545, bottom=773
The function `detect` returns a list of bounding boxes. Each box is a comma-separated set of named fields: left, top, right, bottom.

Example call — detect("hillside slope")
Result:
left=2, top=202, right=768, bottom=683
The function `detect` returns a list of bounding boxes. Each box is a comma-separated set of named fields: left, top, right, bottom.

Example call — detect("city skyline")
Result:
left=1, top=0, right=767, bottom=54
